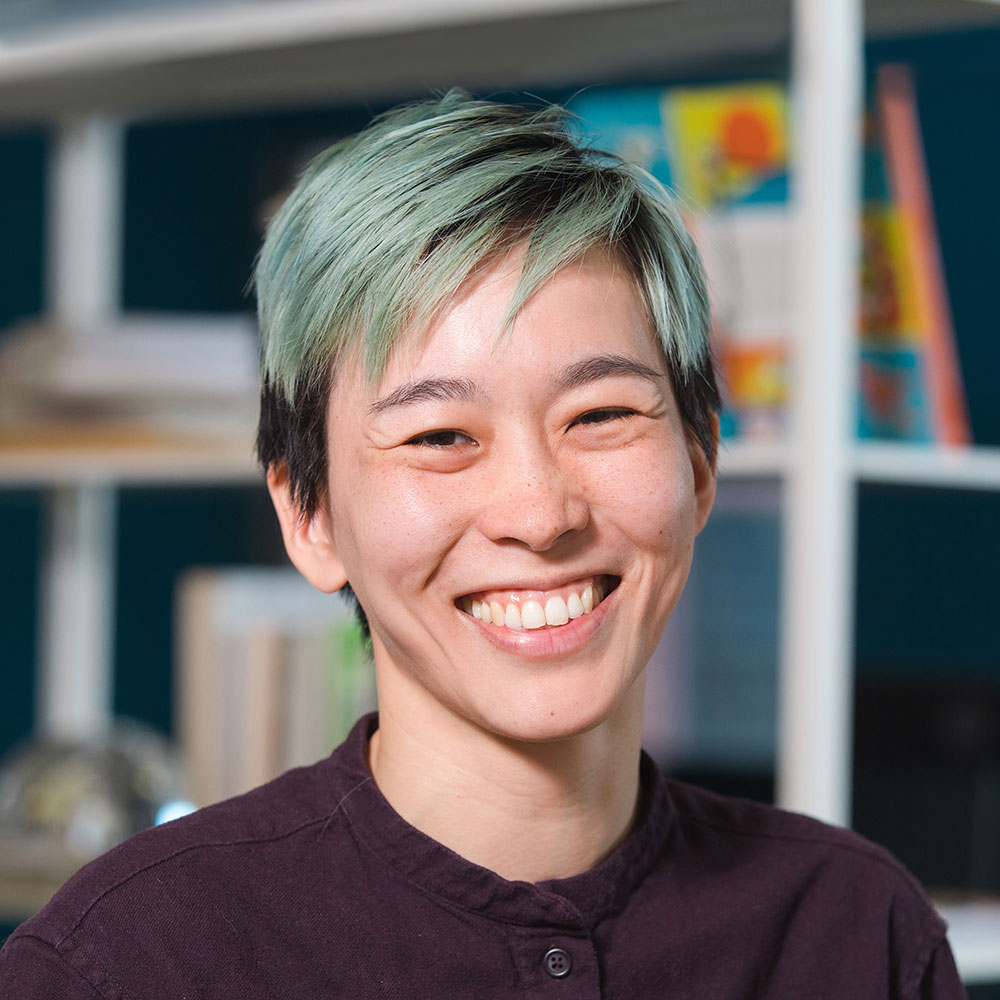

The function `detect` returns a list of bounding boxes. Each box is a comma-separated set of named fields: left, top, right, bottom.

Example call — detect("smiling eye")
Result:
left=572, top=407, right=639, bottom=427
left=405, top=429, right=475, bottom=448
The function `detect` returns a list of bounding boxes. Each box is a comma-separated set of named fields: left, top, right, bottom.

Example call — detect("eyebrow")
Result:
left=556, top=353, right=665, bottom=390
left=368, top=353, right=663, bottom=415
left=368, top=377, right=482, bottom=414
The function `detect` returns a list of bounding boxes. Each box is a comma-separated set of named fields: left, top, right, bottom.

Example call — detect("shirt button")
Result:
left=543, top=947, right=572, bottom=979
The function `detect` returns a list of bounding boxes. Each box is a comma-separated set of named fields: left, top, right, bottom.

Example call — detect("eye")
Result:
left=404, top=429, right=476, bottom=448
left=571, top=407, right=639, bottom=427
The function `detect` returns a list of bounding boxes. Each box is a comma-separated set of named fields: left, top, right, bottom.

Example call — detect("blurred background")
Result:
left=1, top=0, right=1000, bottom=990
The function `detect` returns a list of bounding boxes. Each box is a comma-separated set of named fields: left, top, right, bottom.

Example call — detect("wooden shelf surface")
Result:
left=0, top=426, right=259, bottom=486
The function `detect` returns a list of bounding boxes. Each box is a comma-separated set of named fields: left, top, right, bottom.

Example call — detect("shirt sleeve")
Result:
left=0, top=934, right=105, bottom=1000
left=916, top=940, right=968, bottom=1000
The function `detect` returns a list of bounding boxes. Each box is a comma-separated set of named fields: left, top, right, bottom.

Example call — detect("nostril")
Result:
left=481, top=458, right=589, bottom=550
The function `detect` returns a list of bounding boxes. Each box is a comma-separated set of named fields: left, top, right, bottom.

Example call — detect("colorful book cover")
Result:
left=568, top=87, right=674, bottom=189
left=857, top=346, right=933, bottom=441
left=570, top=76, right=964, bottom=445
left=857, top=187, right=932, bottom=441
left=660, top=82, right=789, bottom=210
left=571, top=83, right=791, bottom=439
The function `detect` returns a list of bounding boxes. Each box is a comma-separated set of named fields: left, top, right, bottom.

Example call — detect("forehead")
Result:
left=340, top=247, right=662, bottom=404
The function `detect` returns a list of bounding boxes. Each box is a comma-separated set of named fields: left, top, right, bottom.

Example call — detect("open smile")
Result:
left=457, top=575, right=620, bottom=632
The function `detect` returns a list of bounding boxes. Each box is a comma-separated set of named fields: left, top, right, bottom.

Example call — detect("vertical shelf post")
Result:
left=36, top=115, right=123, bottom=740
left=37, top=483, right=117, bottom=739
left=778, top=0, right=863, bottom=825
left=49, top=116, right=123, bottom=328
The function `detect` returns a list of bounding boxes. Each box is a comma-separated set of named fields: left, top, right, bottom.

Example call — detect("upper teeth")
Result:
left=463, top=581, right=606, bottom=631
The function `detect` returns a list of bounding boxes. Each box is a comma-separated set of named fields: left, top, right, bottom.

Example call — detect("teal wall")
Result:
left=0, top=492, right=40, bottom=757
left=0, top=133, right=45, bottom=759
left=0, top=131, right=45, bottom=334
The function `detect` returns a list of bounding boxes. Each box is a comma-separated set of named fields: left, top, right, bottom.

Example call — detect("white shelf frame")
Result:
left=0, top=0, right=675, bottom=75
left=33, top=115, right=124, bottom=741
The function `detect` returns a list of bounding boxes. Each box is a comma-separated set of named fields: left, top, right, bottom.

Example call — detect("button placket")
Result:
left=509, top=928, right=599, bottom=996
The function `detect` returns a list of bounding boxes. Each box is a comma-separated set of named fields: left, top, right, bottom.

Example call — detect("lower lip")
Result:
left=460, top=587, right=615, bottom=659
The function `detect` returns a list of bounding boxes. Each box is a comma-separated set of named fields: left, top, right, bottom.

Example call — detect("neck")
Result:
left=367, top=683, right=644, bottom=884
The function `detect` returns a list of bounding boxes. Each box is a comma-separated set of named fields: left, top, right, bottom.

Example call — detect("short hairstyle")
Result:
left=254, top=89, right=720, bottom=520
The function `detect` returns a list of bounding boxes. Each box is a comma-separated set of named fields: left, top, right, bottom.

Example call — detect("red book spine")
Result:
left=876, top=63, right=971, bottom=447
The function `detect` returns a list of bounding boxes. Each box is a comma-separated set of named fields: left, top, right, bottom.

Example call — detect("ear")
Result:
left=689, top=413, right=719, bottom=534
left=266, top=463, right=349, bottom=594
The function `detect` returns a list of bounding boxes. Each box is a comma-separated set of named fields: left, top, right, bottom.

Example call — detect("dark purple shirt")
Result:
left=0, top=714, right=965, bottom=998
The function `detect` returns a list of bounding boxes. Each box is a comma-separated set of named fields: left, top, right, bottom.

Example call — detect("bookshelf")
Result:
left=2, top=0, right=1000, bottom=982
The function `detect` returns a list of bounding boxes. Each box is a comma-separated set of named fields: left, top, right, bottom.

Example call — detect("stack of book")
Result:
left=176, top=567, right=375, bottom=807
left=0, top=313, right=259, bottom=453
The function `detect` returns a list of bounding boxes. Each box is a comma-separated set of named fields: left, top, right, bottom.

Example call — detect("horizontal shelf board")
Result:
left=3, top=436, right=999, bottom=489
left=854, top=441, right=1000, bottom=491
left=719, top=440, right=1000, bottom=491
left=0, top=433, right=260, bottom=485
left=0, top=430, right=786, bottom=486
left=1, top=0, right=675, bottom=70
left=935, top=901, right=1000, bottom=984
left=2, top=0, right=998, bottom=122
left=0, top=0, right=773, bottom=121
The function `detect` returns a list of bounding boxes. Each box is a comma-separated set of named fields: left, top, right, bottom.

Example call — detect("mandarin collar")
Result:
left=323, top=713, right=673, bottom=930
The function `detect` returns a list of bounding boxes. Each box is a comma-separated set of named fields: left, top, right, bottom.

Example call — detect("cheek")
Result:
left=585, top=443, right=696, bottom=552
left=335, top=464, right=475, bottom=583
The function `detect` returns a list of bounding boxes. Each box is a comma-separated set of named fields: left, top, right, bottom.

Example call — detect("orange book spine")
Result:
left=876, top=64, right=970, bottom=446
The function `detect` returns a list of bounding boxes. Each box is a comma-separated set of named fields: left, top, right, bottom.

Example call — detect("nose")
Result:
left=479, top=439, right=590, bottom=551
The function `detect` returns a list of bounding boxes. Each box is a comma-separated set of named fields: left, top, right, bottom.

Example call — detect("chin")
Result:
left=480, top=683, right=637, bottom=746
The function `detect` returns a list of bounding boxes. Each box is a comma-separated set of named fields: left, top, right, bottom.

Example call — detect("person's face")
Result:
left=271, top=249, right=716, bottom=744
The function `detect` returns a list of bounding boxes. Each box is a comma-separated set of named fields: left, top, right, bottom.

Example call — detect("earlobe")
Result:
left=690, top=414, right=719, bottom=534
left=266, top=463, right=349, bottom=594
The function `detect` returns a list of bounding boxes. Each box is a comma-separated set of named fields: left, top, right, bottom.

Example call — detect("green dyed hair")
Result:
left=255, top=89, right=720, bottom=518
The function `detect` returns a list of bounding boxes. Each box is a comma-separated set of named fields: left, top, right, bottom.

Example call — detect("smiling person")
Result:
left=1, top=92, right=964, bottom=999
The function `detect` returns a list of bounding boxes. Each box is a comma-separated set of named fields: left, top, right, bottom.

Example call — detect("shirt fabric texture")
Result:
left=0, top=713, right=966, bottom=999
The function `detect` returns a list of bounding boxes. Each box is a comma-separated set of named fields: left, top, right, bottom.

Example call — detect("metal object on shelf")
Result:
left=0, top=720, right=194, bottom=922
